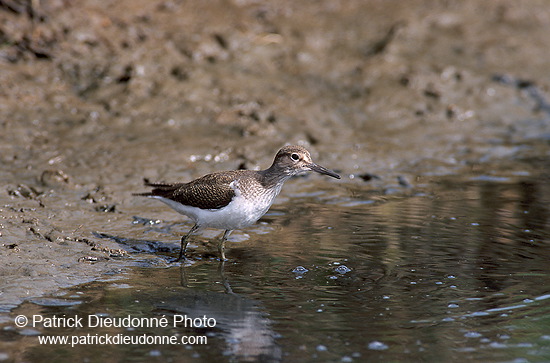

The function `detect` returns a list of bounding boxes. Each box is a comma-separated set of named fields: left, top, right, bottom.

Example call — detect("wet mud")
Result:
left=1, top=0, right=550, bottom=332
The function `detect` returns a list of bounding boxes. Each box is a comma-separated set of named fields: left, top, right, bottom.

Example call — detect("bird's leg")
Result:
left=178, top=223, right=200, bottom=261
left=217, top=229, right=233, bottom=261
left=218, top=260, right=234, bottom=294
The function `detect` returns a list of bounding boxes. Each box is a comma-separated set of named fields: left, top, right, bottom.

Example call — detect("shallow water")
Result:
left=2, top=176, right=550, bottom=362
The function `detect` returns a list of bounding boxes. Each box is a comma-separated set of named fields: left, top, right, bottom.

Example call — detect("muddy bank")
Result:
left=1, top=0, right=550, bottom=309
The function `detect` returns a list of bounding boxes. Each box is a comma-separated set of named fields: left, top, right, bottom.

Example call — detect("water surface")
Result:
left=3, top=176, right=550, bottom=362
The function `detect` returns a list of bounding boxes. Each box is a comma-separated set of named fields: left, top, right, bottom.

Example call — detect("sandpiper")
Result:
left=135, top=145, right=340, bottom=261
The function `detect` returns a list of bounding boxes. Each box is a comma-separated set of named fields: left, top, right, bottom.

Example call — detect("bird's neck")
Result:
left=257, top=165, right=292, bottom=190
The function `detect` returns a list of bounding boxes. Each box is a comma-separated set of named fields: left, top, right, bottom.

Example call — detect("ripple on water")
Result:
left=30, top=298, right=82, bottom=307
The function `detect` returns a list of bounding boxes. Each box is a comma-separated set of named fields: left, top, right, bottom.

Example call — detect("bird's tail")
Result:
left=133, top=178, right=180, bottom=197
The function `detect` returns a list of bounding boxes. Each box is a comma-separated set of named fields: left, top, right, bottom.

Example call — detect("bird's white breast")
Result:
left=150, top=179, right=282, bottom=230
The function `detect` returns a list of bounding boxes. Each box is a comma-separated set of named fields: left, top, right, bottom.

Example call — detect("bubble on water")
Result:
left=292, top=266, right=309, bottom=274
left=316, top=344, right=328, bottom=352
left=368, top=341, right=389, bottom=350
left=19, top=328, right=41, bottom=336
left=334, top=265, right=352, bottom=274
left=447, top=303, right=459, bottom=308
left=470, top=311, right=490, bottom=317
left=456, top=347, right=476, bottom=353
left=464, top=331, right=482, bottom=338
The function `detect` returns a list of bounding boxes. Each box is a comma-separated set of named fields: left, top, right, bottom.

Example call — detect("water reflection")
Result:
left=157, top=263, right=282, bottom=362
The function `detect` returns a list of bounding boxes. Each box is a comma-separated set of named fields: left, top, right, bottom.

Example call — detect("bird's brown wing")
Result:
left=136, top=171, right=244, bottom=209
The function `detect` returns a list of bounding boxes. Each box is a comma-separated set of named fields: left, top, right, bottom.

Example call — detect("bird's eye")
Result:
left=290, top=153, right=300, bottom=161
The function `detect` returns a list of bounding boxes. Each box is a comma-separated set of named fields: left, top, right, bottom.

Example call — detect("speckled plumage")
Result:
left=136, top=145, right=340, bottom=261
left=138, top=169, right=286, bottom=210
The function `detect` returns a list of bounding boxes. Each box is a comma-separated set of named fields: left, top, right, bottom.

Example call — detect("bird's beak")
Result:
left=308, top=163, right=341, bottom=179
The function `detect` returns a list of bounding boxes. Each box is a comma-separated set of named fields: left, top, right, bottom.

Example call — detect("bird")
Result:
left=135, top=145, right=340, bottom=261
